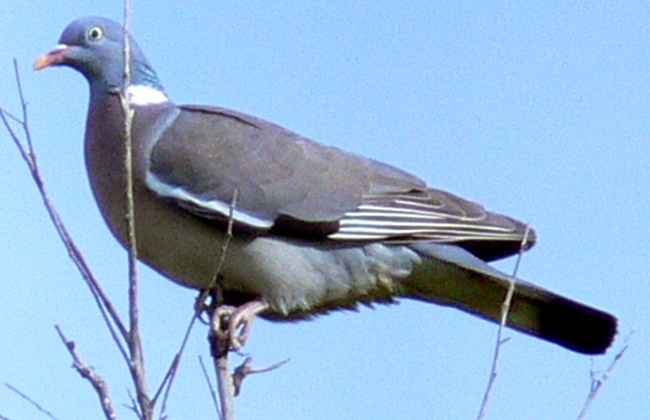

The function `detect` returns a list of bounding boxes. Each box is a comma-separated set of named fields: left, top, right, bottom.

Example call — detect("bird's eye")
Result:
left=87, top=26, right=104, bottom=41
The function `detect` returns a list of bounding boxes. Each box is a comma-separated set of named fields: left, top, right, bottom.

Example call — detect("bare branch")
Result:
left=199, top=356, right=221, bottom=419
left=4, top=383, right=60, bottom=420
left=233, top=357, right=290, bottom=397
left=118, top=4, right=152, bottom=418
left=157, top=188, right=242, bottom=419
left=153, top=321, right=195, bottom=415
left=2, top=11, right=151, bottom=420
left=210, top=308, right=235, bottom=420
left=576, top=324, right=636, bottom=420
left=55, top=326, right=118, bottom=420
left=125, top=389, right=143, bottom=419
left=477, top=224, right=532, bottom=420
left=185, top=189, right=241, bottom=420
left=212, top=188, right=238, bottom=292
left=0, top=62, right=130, bottom=359
left=2, top=9, right=148, bottom=419
left=1, top=64, right=34, bottom=170
left=209, top=189, right=239, bottom=420
left=156, top=188, right=240, bottom=420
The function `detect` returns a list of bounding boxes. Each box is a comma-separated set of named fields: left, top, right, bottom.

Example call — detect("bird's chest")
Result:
left=83, top=96, right=225, bottom=287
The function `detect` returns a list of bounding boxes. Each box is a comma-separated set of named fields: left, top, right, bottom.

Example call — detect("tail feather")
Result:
left=405, top=244, right=617, bottom=355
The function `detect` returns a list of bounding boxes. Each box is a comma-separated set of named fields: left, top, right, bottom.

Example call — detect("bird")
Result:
left=34, top=16, right=616, bottom=355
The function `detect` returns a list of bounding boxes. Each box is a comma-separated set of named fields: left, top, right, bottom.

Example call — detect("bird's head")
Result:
left=34, top=16, right=165, bottom=98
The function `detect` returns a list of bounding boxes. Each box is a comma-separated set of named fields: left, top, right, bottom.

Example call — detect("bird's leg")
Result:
left=228, top=299, right=269, bottom=351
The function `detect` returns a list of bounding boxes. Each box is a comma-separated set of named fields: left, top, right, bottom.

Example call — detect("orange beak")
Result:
left=33, top=45, right=69, bottom=70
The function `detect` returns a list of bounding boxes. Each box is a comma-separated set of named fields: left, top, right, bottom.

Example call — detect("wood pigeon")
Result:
left=34, top=16, right=616, bottom=354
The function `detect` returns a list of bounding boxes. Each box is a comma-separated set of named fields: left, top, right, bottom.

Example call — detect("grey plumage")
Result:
left=35, top=16, right=616, bottom=355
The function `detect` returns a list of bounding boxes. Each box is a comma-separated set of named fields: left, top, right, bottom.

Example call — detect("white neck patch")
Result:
left=127, top=84, right=169, bottom=106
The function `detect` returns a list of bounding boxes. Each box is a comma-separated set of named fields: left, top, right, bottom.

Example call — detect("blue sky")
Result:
left=1, top=1, right=648, bottom=419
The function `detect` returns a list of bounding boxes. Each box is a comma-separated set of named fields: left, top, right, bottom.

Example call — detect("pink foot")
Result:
left=227, top=300, right=269, bottom=351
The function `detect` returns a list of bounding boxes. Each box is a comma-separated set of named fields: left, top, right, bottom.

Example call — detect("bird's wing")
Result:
left=145, top=105, right=534, bottom=260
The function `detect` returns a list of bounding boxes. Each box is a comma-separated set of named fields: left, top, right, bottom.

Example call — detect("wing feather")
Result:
left=144, top=104, right=535, bottom=260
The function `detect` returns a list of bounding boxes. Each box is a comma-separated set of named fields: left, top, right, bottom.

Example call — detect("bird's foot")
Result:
left=220, top=299, right=269, bottom=352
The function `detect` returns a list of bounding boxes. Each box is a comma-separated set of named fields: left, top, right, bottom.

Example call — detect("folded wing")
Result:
left=146, top=104, right=534, bottom=261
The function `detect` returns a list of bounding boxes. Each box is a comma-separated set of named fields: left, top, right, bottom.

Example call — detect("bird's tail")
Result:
left=403, top=244, right=617, bottom=354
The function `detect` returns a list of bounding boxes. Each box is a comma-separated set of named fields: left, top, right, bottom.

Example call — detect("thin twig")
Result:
left=4, top=383, right=60, bottom=420
left=2, top=64, right=35, bottom=170
left=126, top=389, right=143, bottom=419
left=209, top=190, right=240, bottom=420
left=213, top=189, right=238, bottom=291
left=232, top=357, right=290, bottom=396
left=200, top=188, right=239, bottom=305
left=3, top=24, right=151, bottom=420
left=199, top=356, right=222, bottom=419
left=477, top=224, right=532, bottom=420
left=0, top=62, right=130, bottom=359
left=576, top=324, right=636, bottom=420
left=55, top=326, right=118, bottom=420
left=155, top=311, right=202, bottom=417
left=212, top=309, right=235, bottom=420
left=158, top=189, right=240, bottom=419
left=120, top=4, right=152, bottom=419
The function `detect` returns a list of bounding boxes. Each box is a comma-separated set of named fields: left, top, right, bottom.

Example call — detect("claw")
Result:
left=228, top=300, right=269, bottom=351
